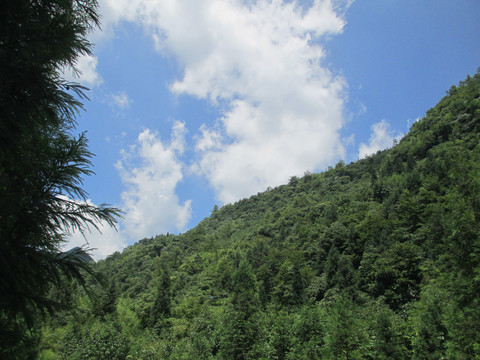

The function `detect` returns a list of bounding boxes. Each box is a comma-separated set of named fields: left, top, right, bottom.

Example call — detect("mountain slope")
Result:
left=38, top=70, right=480, bottom=359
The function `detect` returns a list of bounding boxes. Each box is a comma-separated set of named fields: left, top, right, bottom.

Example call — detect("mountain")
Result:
left=37, top=70, right=480, bottom=359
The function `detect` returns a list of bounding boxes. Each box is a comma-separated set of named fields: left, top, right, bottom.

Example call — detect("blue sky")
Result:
left=63, top=0, right=480, bottom=259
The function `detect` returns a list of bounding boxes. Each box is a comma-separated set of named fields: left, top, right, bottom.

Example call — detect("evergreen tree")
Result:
left=219, top=259, right=259, bottom=360
left=0, top=0, right=120, bottom=355
left=149, top=263, right=171, bottom=333
left=411, top=283, right=447, bottom=360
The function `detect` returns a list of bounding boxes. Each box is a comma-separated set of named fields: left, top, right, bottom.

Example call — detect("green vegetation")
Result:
left=34, top=70, right=480, bottom=359
left=0, top=1, right=120, bottom=358
left=2, top=1, right=480, bottom=358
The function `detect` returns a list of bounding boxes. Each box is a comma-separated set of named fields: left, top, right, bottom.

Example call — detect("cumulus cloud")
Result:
left=62, top=118, right=193, bottom=260
left=111, top=0, right=348, bottom=203
left=116, top=122, right=192, bottom=240
left=91, top=0, right=351, bottom=207
left=358, top=119, right=403, bottom=159
left=62, top=54, right=103, bottom=87
left=58, top=197, right=126, bottom=261
left=64, top=220, right=127, bottom=261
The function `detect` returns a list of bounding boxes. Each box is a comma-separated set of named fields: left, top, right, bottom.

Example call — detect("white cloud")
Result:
left=407, top=117, right=422, bottom=129
left=110, top=91, right=132, bottom=110
left=62, top=54, right=103, bottom=87
left=358, top=102, right=367, bottom=116
left=64, top=220, right=127, bottom=261
left=342, top=134, right=355, bottom=147
left=111, top=0, right=349, bottom=203
left=358, top=119, right=403, bottom=159
left=194, top=124, right=223, bottom=152
left=116, top=122, right=192, bottom=240
left=98, top=0, right=142, bottom=25
left=58, top=197, right=127, bottom=261
left=93, top=0, right=351, bottom=205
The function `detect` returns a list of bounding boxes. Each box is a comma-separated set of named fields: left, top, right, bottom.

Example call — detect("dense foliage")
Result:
left=36, top=71, right=480, bottom=359
left=0, top=1, right=120, bottom=357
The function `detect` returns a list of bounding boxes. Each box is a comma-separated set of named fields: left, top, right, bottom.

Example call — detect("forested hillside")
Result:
left=37, top=71, right=480, bottom=359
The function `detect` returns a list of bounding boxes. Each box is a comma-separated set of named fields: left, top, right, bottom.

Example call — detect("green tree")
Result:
left=371, top=303, right=406, bottom=360
left=411, top=283, right=447, bottom=360
left=370, top=242, right=422, bottom=310
left=0, top=0, right=120, bottom=355
left=267, top=310, right=293, bottom=360
left=148, top=262, right=171, bottom=333
left=289, top=304, right=325, bottom=359
left=219, top=259, right=260, bottom=360
left=62, top=319, right=130, bottom=360
left=273, top=259, right=303, bottom=306
left=322, top=295, right=368, bottom=359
